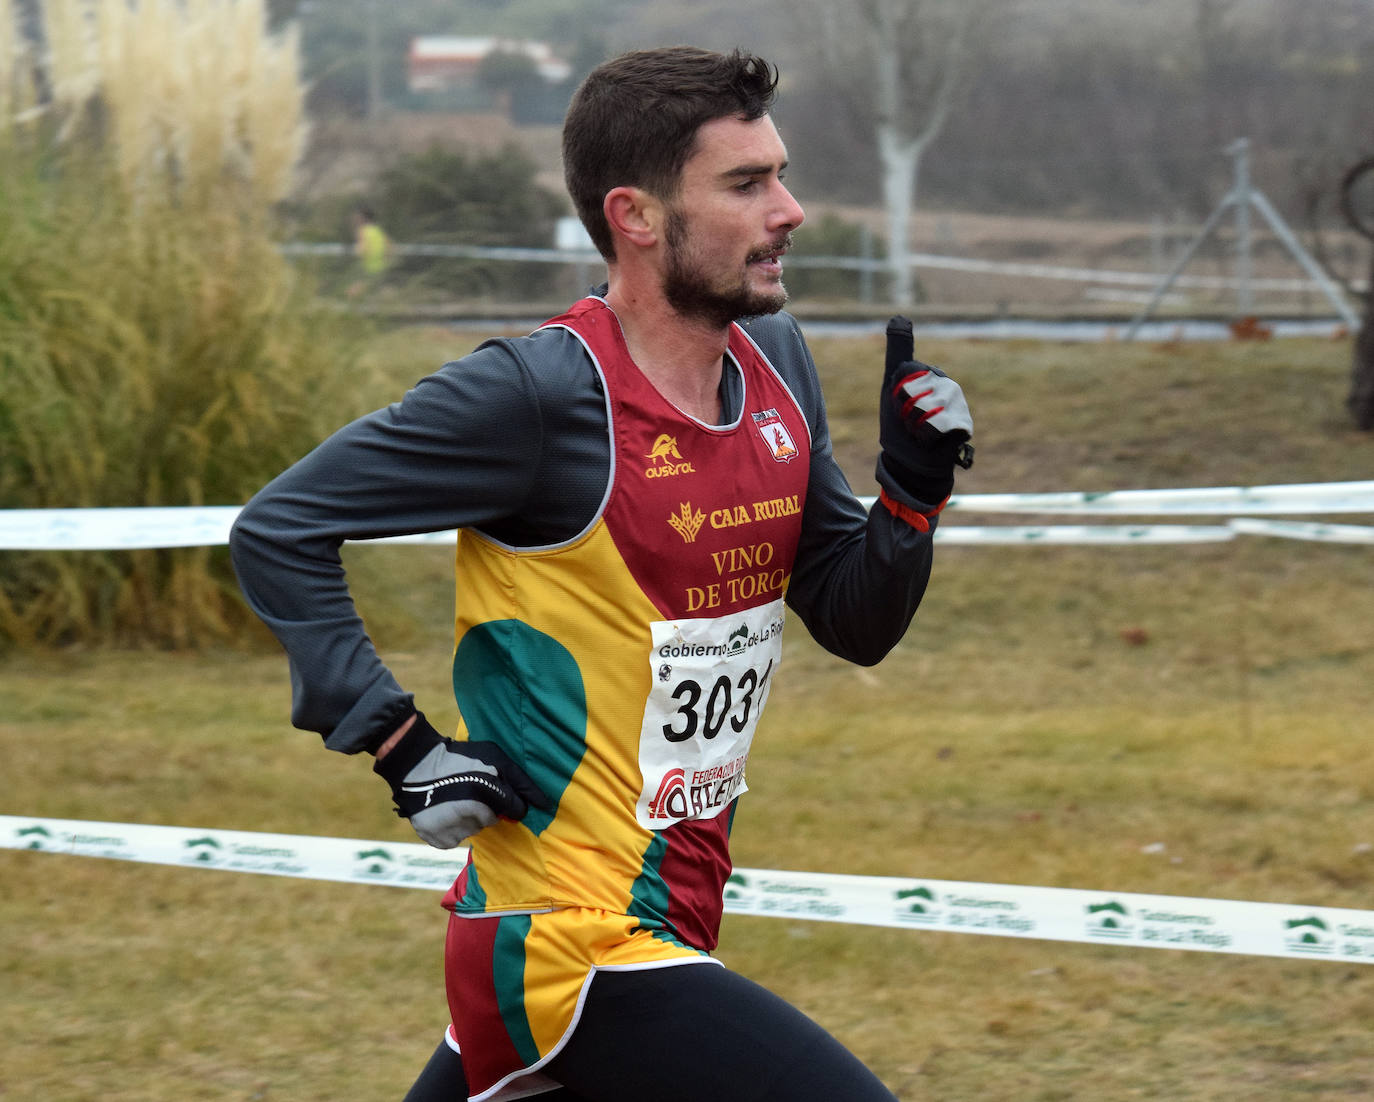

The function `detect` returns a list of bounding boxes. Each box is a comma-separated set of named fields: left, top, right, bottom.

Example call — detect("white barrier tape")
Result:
left=2, top=483, right=1371, bottom=551
left=935, top=524, right=1234, bottom=545
left=1227, top=518, right=1374, bottom=544
left=0, top=506, right=241, bottom=551
left=1, top=816, right=470, bottom=890
left=944, top=480, right=1374, bottom=516
left=5, top=816, right=1371, bottom=965
left=371, top=524, right=1244, bottom=548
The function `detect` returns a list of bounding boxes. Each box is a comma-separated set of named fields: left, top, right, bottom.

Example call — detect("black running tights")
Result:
left=402, top=962, right=899, bottom=1101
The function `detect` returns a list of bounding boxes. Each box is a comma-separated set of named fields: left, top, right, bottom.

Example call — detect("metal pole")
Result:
left=1229, top=138, right=1254, bottom=315
left=1124, top=195, right=1236, bottom=340
left=1248, top=189, right=1362, bottom=330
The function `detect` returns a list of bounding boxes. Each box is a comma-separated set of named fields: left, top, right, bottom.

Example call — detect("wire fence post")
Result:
left=1125, top=137, right=1360, bottom=340
left=1231, top=138, right=1254, bottom=316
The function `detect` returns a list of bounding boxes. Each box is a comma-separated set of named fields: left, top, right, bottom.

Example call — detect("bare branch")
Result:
left=1339, top=157, right=1374, bottom=242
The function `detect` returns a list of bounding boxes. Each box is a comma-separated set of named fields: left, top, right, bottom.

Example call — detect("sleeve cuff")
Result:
left=877, top=487, right=948, bottom=532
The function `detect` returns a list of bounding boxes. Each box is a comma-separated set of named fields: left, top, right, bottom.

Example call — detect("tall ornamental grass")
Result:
left=0, top=1, right=374, bottom=648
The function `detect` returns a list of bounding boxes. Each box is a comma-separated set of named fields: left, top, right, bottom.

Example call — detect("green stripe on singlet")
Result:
left=491, top=913, right=540, bottom=1066
left=625, top=834, right=693, bottom=951
left=627, top=832, right=669, bottom=928
left=463, top=862, right=487, bottom=910
left=452, top=620, right=589, bottom=840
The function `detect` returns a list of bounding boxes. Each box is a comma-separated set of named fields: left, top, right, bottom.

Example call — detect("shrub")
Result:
left=365, top=142, right=568, bottom=301
left=0, top=137, right=376, bottom=648
left=787, top=211, right=891, bottom=304
left=0, top=0, right=374, bottom=648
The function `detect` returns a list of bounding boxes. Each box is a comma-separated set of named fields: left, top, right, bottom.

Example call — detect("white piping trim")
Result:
left=731, top=320, right=816, bottom=450
left=462, top=309, right=617, bottom=556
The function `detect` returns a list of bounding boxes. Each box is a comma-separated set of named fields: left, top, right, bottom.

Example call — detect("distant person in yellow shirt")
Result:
left=349, top=206, right=391, bottom=298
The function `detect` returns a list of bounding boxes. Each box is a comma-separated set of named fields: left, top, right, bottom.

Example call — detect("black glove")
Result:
left=877, top=315, right=973, bottom=505
left=373, top=711, right=552, bottom=849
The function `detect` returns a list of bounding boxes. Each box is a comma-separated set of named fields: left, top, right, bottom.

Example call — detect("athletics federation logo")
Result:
left=645, top=434, right=696, bottom=478
left=647, top=768, right=689, bottom=821
left=668, top=502, right=705, bottom=543
left=752, top=409, right=798, bottom=463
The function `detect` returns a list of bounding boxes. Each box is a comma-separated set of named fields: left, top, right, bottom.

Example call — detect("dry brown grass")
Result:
left=2, top=331, right=1372, bottom=1099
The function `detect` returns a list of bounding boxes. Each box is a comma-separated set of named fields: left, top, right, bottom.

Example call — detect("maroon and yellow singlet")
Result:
left=438, top=297, right=812, bottom=1099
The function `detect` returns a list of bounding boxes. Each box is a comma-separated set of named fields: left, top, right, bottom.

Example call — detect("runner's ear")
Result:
left=604, top=186, right=661, bottom=250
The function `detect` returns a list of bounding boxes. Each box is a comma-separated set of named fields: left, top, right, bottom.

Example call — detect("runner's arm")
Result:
left=229, top=342, right=556, bottom=754
left=741, top=314, right=939, bottom=665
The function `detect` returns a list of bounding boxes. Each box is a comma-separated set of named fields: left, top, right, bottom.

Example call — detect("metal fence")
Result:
left=282, top=236, right=1367, bottom=324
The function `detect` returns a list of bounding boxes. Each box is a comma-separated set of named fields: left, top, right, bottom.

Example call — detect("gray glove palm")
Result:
left=373, top=712, right=551, bottom=849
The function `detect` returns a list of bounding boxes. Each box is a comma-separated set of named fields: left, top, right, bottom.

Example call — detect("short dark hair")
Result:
left=562, top=46, right=780, bottom=260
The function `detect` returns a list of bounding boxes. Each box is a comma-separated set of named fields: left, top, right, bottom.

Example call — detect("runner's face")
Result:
left=660, top=114, right=805, bottom=327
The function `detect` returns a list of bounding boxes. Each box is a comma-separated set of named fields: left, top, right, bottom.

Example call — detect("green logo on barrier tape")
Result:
left=355, top=847, right=396, bottom=879
left=1087, top=900, right=1133, bottom=939
left=1285, top=916, right=1333, bottom=955
left=16, top=825, right=54, bottom=851
left=893, top=885, right=940, bottom=925
left=723, top=874, right=843, bottom=918
left=185, top=837, right=224, bottom=865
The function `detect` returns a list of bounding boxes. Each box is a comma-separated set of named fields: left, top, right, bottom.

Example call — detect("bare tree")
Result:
left=788, top=0, right=998, bottom=306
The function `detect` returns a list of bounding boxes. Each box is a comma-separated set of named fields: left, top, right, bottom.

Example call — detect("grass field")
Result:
left=3, top=329, right=1373, bottom=1100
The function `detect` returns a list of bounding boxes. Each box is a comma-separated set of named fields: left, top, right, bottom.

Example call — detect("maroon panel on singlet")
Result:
left=542, top=298, right=811, bottom=622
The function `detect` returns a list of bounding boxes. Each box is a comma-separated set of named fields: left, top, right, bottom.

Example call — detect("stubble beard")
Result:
left=662, top=209, right=791, bottom=329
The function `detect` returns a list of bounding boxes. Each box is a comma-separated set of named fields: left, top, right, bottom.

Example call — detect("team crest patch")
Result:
left=751, top=408, right=798, bottom=463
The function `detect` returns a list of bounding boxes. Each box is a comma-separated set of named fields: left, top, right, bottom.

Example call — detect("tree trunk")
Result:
left=1349, top=250, right=1374, bottom=430
left=1340, top=157, right=1374, bottom=430
left=878, top=125, right=922, bottom=307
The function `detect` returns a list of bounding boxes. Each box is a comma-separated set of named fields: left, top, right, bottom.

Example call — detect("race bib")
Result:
left=635, top=600, right=785, bottom=829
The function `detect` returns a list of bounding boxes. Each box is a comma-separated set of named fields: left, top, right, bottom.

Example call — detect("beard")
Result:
left=661, top=208, right=792, bottom=328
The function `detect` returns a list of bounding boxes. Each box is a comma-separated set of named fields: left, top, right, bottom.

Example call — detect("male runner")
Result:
left=231, top=45, right=973, bottom=1102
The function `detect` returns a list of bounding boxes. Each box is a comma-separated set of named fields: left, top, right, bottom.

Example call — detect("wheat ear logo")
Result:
left=668, top=502, right=705, bottom=543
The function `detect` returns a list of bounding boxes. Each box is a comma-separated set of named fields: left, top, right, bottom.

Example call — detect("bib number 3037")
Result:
left=660, top=659, right=774, bottom=743
left=635, top=601, right=785, bottom=829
